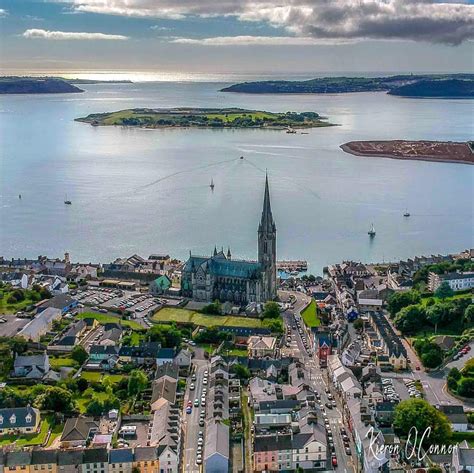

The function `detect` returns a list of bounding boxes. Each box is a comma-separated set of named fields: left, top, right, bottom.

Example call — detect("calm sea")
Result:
left=0, top=81, right=473, bottom=273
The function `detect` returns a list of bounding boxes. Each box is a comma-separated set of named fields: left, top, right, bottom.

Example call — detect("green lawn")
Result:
left=420, top=293, right=471, bottom=307
left=301, top=300, right=321, bottom=328
left=49, top=357, right=77, bottom=370
left=0, top=416, right=52, bottom=447
left=77, top=312, right=144, bottom=331
left=152, top=307, right=263, bottom=328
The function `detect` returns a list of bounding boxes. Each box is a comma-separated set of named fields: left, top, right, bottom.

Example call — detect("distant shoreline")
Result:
left=340, top=141, right=474, bottom=165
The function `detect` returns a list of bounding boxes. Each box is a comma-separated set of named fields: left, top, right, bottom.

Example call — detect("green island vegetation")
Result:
left=387, top=79, right=474, bottom=97
left=301, top=299, right=321, bottom=328
left=0, top=282, right=52, bottom=314
left=221, top=73, right=474, bottom=97
left=387, top=284, right=473, bottom=368
left=75, top=107, right=332, bottom=129
left=448, top=359, right=474, bottom=399
left=0, top=77, right=83, bottom=94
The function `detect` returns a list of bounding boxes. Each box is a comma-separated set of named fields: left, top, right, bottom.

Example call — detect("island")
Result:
left=387, top=79, right=474, bottom=98
left=0, top=77, right=84, bottom=94
left=75, top=107, right=333, bottom=129
left=221, top=74, right=474, bottom=98
left=341, top=140, right=474, bottom=165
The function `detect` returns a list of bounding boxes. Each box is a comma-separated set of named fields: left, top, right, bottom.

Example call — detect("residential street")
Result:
left=281, top=290, right=356, bottom=473
left=182, top=359, right=208, bottom=473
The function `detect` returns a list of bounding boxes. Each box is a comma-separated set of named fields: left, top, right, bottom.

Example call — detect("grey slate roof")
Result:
left=5, top=452, right=32, bottom=467
left=31, top=450, right=58, bottom=465
left=83, top=448, right=108, bottom=464
left=60, top=416, right=98, bottom=442
left=0, top=406, right=39, bottom=429
left=57, top=450, right=84, bottom=466
left=134, top=447, right=157, bottom=462
left=109, top=449, right=134, bottom=464
left=205, top=421, right=229, bottom=460
left=254, top=434, right=292, bottom=452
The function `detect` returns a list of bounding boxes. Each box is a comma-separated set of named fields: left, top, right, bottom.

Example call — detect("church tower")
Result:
left=258, top=174, right=277, bottom=301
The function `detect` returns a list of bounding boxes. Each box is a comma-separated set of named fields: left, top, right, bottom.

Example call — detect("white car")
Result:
left=190, top=383, right=195, bottom=391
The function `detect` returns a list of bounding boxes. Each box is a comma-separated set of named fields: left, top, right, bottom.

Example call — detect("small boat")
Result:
left=209, top=179, right=215, bottom=190
left=403, top=210, right=410, bottom=217
left=286, top=127, right=296, bottom=134
left=240, top=156, right=244, bottom=160
left=18, top=194, right=22, bottom=199
left=64, top=194, right=72, bottom=205
left=368, top=223, right=376, bottom=237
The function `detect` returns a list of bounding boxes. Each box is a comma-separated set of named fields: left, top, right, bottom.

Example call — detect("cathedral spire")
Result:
left=213, top=246, right=217, bottom=256
left=260, top=172, right=276, bottom=234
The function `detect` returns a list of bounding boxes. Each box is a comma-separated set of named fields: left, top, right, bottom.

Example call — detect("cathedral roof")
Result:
left=184, top=255, right=261, bottom=279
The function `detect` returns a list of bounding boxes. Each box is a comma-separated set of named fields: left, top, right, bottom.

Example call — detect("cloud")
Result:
left=62, top=0, right=474, bottom=45
left=0, top=8, right=8, bottom=18
left=22, top=29, right=129, bottom=40
left=171, top=35, right=342, bottom=46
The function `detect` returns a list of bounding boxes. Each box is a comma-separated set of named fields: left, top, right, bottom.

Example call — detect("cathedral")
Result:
left=181, top=175, right=277, bottom=304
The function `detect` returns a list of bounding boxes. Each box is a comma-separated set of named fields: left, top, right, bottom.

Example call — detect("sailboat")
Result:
left=209, top=179, right=215, bottom=190
left=368, top=223, right=376, bottom=237
left=64, top=194, right=72, bottom=205
left=403, top=209, right=410, bottom=217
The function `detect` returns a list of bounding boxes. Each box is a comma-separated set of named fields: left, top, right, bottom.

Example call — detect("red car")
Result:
left=332, top=456, right=338, bottom=467
left=466, top=346, right=472, bottom=351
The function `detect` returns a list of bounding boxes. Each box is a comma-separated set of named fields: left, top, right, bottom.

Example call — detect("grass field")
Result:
left=77, top=312, right=144, bottom=331
left=49, top=357, right=77, bottom=370
left=301, top=300, right=321, bottom=328
left=152, top=307, right=263, bottom=328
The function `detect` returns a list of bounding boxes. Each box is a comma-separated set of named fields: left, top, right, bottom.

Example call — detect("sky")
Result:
left=0, top=0, right=473, bottom=77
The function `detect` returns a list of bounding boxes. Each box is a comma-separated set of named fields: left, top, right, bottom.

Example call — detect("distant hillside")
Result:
left=0, top=77, right=83, bottom=94
left=221, top=74, right=474, bottom=96
left=388, top=79, right=474, bottom=98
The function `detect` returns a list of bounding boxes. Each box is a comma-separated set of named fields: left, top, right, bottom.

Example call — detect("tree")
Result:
left=353, top=319, right=364, bottom=331
left=428, top=467, right=442, bottom=473
left=425, top=304, right=445, bottom=334
left=448, top=367, right=462, bottom=381
left=447, top=376, right=458, bottom=392
left=457, top=378, right=474, bottom=398
left=387, top=291, right=420, bottom=317
left=393, top=399, right=451, bottom=446
left=262, top=301, right=280, bottom=319
left=435, top=282, right=454, bottom=300
left=264, top=318, right=283, bottom=334
left=421, top=350, right=443, bottom=369
left=194, top=326, right=230, bottom=344
left=76, top=377, right=89, bottom=393
left=394, top=305, right=426, bottom=334
left=464, top=304, right=474, bottom=324
left=34, top=386, right=75, bottom=413
left=201, top=301, right=221, bottom=315
left=231, top=364, right=251, bottom=380
left=71, top=345, right=88, bottom=365
left=148, top=324, right=182, bottom=348
left=127, top=370, right=148, bottom=397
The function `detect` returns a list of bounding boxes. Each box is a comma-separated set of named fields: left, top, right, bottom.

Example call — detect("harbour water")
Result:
left=0, top=80, right=472, bottom=273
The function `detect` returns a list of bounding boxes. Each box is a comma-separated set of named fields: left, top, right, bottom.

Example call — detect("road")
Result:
left=182, top=358, right=209, bottom=473
left=280, top=290, right=355, bottom=473
left=382, top=310, right=474, bottom=409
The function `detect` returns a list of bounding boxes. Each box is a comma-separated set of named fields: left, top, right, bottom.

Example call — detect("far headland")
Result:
left=341, top=140, right=474, bottom=165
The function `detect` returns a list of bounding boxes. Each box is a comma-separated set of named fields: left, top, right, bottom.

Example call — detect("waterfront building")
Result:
left=181, top=175, right=277, bottom=304
left=428, top=271, right=474, bottom=292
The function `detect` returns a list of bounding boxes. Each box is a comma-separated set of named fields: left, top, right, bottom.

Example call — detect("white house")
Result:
left=429, top=271, right=474, bottom=292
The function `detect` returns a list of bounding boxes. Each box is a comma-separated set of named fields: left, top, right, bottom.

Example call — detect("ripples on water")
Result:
left=0, top=81, right=472, bottom=272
